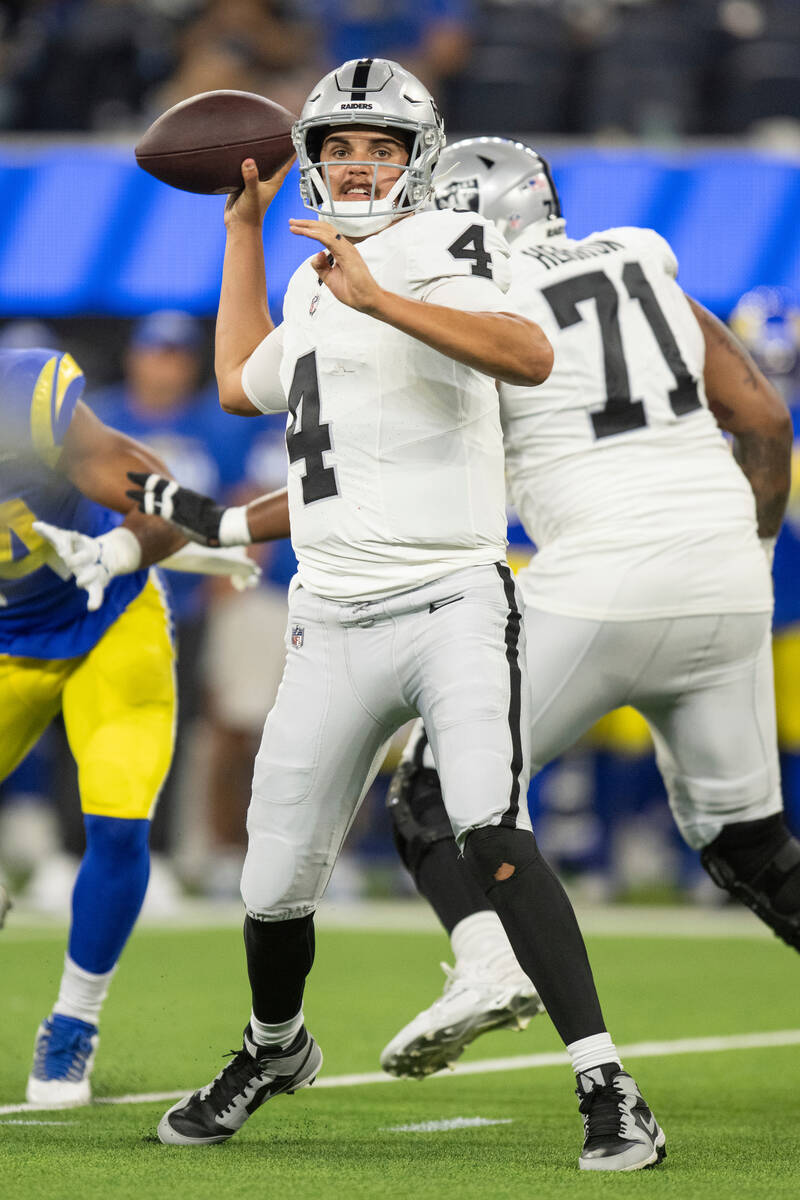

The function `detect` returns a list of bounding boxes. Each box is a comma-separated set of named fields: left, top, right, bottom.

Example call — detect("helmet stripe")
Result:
left=350, top=58, right=374, bottom=101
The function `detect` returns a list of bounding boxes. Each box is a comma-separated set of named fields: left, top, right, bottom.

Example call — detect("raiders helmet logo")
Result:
left=434, top=178, right=480, bottom=214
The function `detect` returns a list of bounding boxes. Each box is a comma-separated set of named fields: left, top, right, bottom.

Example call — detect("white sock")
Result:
left=249, top=1009, right=304, bottom=1049
left=451, top=911, right=515, bottom=968
left=567, top=1032, right=621, bottom=1076
left=52, top=955, right=115, bottom=1027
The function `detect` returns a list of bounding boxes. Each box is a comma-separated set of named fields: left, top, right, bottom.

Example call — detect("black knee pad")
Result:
left=386, top=738, right=454, bottom=874
left=701, top=814, right=800, bottom=951
left=462, top=824, right=540, bottom=894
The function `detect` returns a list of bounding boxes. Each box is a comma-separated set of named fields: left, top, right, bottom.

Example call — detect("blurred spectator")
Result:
left=0, top=319, right=61, bottom=351
left=573, top=0, right=716, bottom=140
left=89, top=313, right=295, bottom=896
left=300, top=0, right=474, bottom=118
left=147, top=0, right=317, bottom=122
left=90, top=311, right=247, bottom=896
left=2, top=0, right=182, bottom=132
left=3, top=0, right=799, bottom=139
left=446, top=0, right=572, bottom=135
left=714, top=0, right=800, bottom=141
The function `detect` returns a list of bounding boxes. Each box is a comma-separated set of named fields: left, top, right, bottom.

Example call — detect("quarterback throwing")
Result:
left=154, top=59, right=665, bottom=1172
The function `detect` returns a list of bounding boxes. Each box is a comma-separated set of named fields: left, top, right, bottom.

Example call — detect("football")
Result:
left=135, top=90, right=296, bottom=195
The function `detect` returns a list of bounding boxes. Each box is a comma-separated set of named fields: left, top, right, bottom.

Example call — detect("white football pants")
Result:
left=404, top=606, right=781, bottom=851
left=241, top=563, right=531, bottom=920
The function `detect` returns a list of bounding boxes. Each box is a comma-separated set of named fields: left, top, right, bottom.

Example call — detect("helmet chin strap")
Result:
left=323, top=206, right=398, bottom=237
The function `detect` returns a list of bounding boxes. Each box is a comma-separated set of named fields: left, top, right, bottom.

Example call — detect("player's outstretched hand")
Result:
left=127, top=473, right=225, bottom=546
left=33, top=520, right=140, bottom=612
left=289, top=219, right=384, bottom=314
left=225, top=155, right=295, bottom=230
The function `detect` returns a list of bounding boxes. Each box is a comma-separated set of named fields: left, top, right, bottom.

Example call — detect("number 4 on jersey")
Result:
left=286, top=350, right=339, bottom=505
left=447, top=224, right=493, bottom=279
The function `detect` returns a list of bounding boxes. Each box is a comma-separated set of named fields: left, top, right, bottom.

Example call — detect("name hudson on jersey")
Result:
left=522, top=239, right=624, bottom=270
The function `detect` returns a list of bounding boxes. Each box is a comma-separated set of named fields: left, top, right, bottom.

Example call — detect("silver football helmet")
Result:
left=432, top=137, right=565, bottom=244
left=292, top=58, right=445, bottom=237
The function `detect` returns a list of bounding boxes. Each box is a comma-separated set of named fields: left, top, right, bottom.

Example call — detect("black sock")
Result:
left=244, top=912, right=315, bottom=1023
left=415, top=839, right=494, bottom=934
left=464, top=826, right=606, bottom=1045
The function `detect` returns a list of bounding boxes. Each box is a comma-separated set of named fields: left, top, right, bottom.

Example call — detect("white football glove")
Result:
left=33, top=521, right=142, bottom=612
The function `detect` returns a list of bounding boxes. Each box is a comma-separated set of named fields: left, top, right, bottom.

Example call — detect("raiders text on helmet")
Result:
left=292, top=58, right=445, bottom=237
left=433, top=138, right=564, bottom=244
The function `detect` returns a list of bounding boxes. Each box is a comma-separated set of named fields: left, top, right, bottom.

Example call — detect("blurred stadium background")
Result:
left=1, top=0, right=800, bottom=914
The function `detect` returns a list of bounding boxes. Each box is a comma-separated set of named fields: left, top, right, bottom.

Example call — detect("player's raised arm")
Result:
left=290, top=218, right=554, bottom=386
left=216, top=156, right=295, bottom=414
left=688, top=296, right=792, bottom=541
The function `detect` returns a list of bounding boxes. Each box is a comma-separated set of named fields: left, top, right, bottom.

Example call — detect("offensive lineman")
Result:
left=148, top=61, right=665, bottom=1170
left=374, top=139, right=794, bottom=1078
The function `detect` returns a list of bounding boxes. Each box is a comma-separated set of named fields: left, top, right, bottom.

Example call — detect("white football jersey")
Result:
left=500, top=226, right=772, bottom=620
left=244, top=210, right=512, bottom=601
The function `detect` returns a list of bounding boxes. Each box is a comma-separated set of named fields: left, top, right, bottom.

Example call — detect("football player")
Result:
left=729, top=287, right=800, bottom=834
left=140, top=59, right=665, bottom=1171
left=373, top=140, right=793, bottom=1077
left=0, top=346, right=257, bottom=1107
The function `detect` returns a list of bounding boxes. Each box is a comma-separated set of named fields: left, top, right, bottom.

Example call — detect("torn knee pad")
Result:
left=462, top=824, right=540, bottom=894
left=701, top=814, right=800, bottom=951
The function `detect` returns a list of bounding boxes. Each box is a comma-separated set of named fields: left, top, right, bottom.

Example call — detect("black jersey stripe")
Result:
left=495, top=561, right=524, bottom=827
left=350, top=58, right=373, bottom=101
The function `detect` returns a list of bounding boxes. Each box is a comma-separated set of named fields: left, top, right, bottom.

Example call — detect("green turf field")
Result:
left=2, top=912, right=799, bottom=1199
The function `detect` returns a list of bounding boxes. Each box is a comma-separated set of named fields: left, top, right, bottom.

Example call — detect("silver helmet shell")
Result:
left=292, top=58, right=445, bottom=236
left=432, top=137, right=564, bottom=244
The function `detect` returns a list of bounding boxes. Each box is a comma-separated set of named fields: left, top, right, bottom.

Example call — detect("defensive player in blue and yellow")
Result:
left=729, top=287, right=800, bottom=834
left=0, top=346, right=256, bottom=1107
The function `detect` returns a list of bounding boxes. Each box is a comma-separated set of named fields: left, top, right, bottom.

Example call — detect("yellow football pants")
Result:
left=0, top=576, right=175, bottom=819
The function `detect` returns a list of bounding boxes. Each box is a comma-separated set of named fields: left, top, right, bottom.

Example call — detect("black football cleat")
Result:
left=576, top=1063, right=666, bottom=1171
left=158, top=1024, right=322, bottom=1146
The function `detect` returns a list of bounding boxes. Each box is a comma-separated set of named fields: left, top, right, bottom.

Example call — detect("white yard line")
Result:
left=2, top=1028, right=799, bottom=1117
left=0, top=1119, right=77, bottom=1126
left=385, top=1118, right=514, bottom=1132
left=2, top=899, right=771, bottom=938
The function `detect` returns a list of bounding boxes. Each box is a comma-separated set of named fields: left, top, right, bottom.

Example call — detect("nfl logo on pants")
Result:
left=291, top=625, right=304, bottom=649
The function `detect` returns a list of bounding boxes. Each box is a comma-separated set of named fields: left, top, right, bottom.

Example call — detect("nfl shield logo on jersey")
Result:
left=291, top=625, right=305, bottom=649
left=309, top=294, right=320, bottom=317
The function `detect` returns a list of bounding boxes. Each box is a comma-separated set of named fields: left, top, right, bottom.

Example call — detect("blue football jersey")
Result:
left=773, top=394, right=800, bottom=631
left=0, top=348, right=147, bottom=658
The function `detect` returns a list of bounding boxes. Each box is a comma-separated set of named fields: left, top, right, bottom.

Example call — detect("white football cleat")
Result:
left=26, top=1014, right=98, bottom=1107
left=380, top=955, right=544, bottom=1078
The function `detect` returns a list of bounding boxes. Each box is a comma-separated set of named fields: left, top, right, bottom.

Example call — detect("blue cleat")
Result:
left=26, top=1014, right=99, bottom=1107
